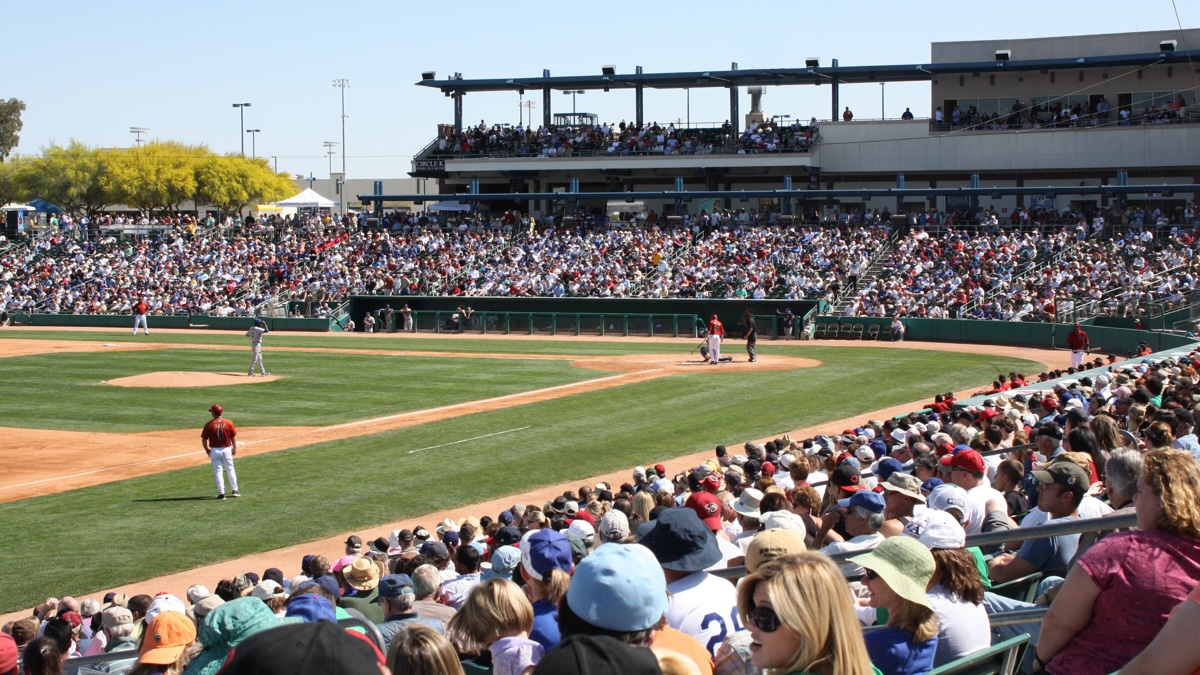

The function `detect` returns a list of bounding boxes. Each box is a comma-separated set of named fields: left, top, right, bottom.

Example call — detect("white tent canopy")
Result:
left=0, top=203, right=34, bottom=211
left=276, top=188, right=337, bottom=209
left=428, top=200, right=471, bottom=212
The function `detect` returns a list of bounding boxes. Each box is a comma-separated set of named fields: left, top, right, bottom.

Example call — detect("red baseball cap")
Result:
left=209, top=405, right=223, bottom=415
left=684, top=491, right=723, bottom=531
left=940, top=448, right=986, bottom=474
left=978, top=408, right=999, bottom=421
left=654, top=463, right=667, bottom=477
left=935, top=442, right=956, bottom=457
left=1042, top=397, right=1058, bottom=410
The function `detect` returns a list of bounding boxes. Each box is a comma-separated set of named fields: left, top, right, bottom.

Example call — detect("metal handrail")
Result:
left=865, top=608, right=1045, bottom=634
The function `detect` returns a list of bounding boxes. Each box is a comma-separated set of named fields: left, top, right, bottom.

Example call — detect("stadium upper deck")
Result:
left=395, top=29, right=1200, bottom=219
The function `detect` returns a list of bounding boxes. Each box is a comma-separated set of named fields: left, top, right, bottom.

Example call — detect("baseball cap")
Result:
left=837, top=490, right=886, bottom=513
left=744, top=528, right=807, bottom=573
left=102, top=606, right=134, bottom=629
left=830, top=464, right=865, bottom=492
left=1032, top=462, right=1090, bottom=497
left=494, top=525, right=522, bottom=547
left=901, top=508, right=966, bottom=550
left=345, top=535, right=363, bottom=549
left=139, top=611, right=197, bottom=666
left=419, top=541, right=449, bottom=558
left=144, top=594, right=187, bottom=623
left=684, top=491, right=723, bottom=531
left=875, top=457, right=905, bottom=482
left=521, top=529, right=574, bottom=581
left=483, top=546, right=522, bottom=581
left=373, top=574, right=415, bottom=600
left=598, top=510, right=631, bottom=543
left=209, top=404, right=222, bottom=415
left=940, top=448, right=986, bottom=475
left=251, top=580, right=285, bottom=601
left=920, top=477, right=944, bottom=494
left=0, top=634, right=15, bottom=674
left=566, top=544, right=668, bottom=632
left=927, top=484, right=970, bottom=523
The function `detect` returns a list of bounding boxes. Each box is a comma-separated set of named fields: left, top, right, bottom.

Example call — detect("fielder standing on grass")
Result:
left=201, top=405, right=239, bottom=499
left=246, top=319, right=269, bottom=376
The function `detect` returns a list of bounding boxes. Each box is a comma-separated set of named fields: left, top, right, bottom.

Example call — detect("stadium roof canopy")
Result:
left=414, top=49, right=1200, bottom=94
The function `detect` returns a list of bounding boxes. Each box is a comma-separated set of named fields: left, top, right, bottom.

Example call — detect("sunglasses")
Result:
left=748, top=605, right=782, bottom=633
left=862, top=568, right=880, bottom=581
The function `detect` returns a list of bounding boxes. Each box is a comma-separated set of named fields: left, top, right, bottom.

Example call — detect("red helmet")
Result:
left=209, top=405, right=223, bottom=415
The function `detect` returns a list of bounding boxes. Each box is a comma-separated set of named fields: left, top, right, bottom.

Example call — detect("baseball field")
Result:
left=0, top=327, right=1060, bottom=616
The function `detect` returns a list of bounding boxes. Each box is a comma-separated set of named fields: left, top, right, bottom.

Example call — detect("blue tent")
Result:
left=27, top=198, right=64, bottom=215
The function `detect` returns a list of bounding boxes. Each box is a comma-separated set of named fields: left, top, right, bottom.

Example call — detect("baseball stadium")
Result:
left=3, top=18, right=1200, bottom=675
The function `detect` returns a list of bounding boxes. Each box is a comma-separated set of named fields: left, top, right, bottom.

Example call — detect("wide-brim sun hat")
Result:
left=848, top=536, right=935, bottom=610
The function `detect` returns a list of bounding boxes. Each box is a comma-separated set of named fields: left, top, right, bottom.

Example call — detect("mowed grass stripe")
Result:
left=0, top=348, right=1037, bottom=612
left=0, top=349, right=605, bottom=432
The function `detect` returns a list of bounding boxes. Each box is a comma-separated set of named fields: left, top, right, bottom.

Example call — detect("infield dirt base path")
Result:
left=0, top=328, right=1070, bottom=623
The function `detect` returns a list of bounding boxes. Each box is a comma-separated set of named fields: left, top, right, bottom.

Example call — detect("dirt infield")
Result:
left=0, top=329, right=1071, bottom=624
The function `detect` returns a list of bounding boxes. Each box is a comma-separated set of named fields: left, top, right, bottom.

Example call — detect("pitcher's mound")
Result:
left=106, top=372, right=280, bottom=388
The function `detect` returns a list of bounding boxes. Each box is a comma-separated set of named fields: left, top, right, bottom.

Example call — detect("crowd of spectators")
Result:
left=430, top=118, right=818, bottom=158
left=2, top=203, right=1198, bottom=322
left=842, top=217, right=1200, bottom=320
left=7, top=349, right=1200, bottom=674
left=936, top=94, right=1194, bottom=131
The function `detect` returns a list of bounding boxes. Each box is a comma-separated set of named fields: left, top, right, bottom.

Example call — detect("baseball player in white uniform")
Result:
left=246, top=319, right=269, bottom=376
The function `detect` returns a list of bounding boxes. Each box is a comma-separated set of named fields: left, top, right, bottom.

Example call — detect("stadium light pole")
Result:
left=323, top=141, right=339, bottom=174
left=520, top=100, right=537, bottom=128
left=245, top=129, right=261, bottom=158
left=880, top=82, right=886, bottom=120
left=129, top=126, right=149, bottom=147
left=563, top=89, right=585, bottom=119
left=232, top=103, right=251, bottom=156
left=333, top=78, right=349, bottom=174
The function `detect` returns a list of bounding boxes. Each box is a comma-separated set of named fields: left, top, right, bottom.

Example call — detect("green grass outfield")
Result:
left=0, top=331, right=1041, bottom=612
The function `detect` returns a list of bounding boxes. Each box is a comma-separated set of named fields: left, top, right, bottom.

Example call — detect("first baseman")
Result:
left=201, top=404, right=239, bottom=499
left=132, top=299, right=150, bottom=335
left=246, top=319, right=269, bottom=376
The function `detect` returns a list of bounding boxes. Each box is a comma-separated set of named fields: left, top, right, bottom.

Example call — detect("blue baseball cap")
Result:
left=284, top=594, right=336, bottom=623
left=374, top=574, right=414, bottom=600
left=876, top=457, right=905, bottom=482
left=483, top=546, right=522, bottom=581
left=521, top=529, right=573, bottom=581
left=837, top=490, right=886, bottom=514
left=567, top=544, right=669, bottom=632
left=921, top=477, right=945, bottom=493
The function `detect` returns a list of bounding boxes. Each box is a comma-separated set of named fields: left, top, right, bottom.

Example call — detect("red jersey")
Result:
left=708, top=318, right=725, bottom=338
left=1067, top=329, right=1089, bottom=350
left=134, top=302, right=149, bottom=315
left=202, top=417, right=237, bottom=447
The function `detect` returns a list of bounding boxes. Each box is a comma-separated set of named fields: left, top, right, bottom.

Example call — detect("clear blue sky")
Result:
left=8, top=1, right=1194, bottom=180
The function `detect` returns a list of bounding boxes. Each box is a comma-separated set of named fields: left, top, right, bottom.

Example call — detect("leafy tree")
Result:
left=195, top=155, right=294, bottom=214
left=0, top=98, right=24, bottom=162
left=12, top=141, right=116, bottom=217
left=0, top=158, right=18, bottom=205
left=103, top=141, right=206, bottom=215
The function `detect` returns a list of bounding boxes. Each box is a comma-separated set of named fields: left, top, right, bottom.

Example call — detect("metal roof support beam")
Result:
left=831, top=58, right=839, bottom=122
left=729, top=62, right=740, bottom=137
left=542, top=70, right=551, bottom=129
left=453, top=93, right=463, bottom=134
left=635, top=66, right=644, bottom=128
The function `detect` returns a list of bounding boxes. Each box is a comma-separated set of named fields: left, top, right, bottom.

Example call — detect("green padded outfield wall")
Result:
left=348, top=297, right=821, bottom=334
left=814, top=316, right=1195, bottom=355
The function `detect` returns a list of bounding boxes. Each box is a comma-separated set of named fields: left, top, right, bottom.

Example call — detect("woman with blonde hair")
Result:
left=1033, top=449, right=1200, bottom=675
left=1088, top=414, right=1124, bottom=458
left=388, top=623, right=467, bottom=675
left=849, top=537, right=939, bottom=675
left=736, top=551, right=875, bottom=675
left=632, top=491, right=656, bottom=524
left=446, top=579, right=541, bottom=675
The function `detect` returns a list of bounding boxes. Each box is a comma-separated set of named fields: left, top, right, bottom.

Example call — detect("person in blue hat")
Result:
left=818, top=490, right=887, bottom=576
